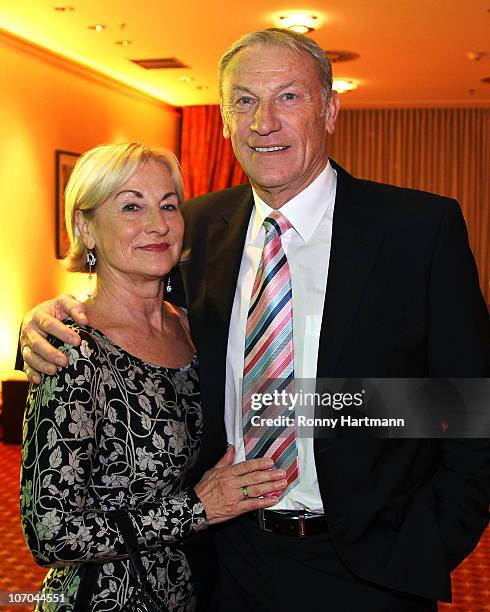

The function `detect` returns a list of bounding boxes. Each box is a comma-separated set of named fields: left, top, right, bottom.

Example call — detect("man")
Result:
left=21, top=29, right=490, bottom=611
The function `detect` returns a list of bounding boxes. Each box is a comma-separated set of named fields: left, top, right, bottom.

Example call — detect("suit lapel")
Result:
left=317, top=163, right=386, bottom=376
left=188, top=187, right=253, bottom=481
left=202, top=188, right=254, bottom=356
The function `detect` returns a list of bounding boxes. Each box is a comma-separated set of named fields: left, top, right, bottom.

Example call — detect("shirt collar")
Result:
left=251, top=160, right=337, bottom=243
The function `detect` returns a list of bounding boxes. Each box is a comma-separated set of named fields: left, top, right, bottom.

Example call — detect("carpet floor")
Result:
left=0, top=442, right=488, bottom=611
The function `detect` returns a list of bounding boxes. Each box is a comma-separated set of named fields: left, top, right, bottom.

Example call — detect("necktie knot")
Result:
left=264, top=211, right=292, bottom=237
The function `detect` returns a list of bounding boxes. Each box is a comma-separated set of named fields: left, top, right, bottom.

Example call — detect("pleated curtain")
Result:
left=328, top=108, right=489, bottom=302
left=180, top=104, right=246, bottom=198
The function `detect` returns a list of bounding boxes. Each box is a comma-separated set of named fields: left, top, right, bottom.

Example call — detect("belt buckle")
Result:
left=257, top=509, right=272, bottom=533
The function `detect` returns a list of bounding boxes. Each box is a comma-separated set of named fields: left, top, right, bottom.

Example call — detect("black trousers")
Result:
left=207, top=517, right=438, bottom=612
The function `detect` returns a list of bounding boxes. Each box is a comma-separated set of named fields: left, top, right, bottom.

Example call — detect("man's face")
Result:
left=221, top=45, right=339, bottom=208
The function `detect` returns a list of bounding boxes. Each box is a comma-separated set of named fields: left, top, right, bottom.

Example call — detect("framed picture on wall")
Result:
left=55, top=150, right=80, bottom=259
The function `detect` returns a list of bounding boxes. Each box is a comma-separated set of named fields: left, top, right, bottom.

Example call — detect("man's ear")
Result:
left=325, top=91, right=340, bottom=135
left=220, top=105, right=231, bottom=139
left=74, top=210, right=96, bottom=250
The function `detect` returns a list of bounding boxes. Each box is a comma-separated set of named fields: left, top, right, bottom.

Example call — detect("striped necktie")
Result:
left=242, top=211, right=299, bottom=498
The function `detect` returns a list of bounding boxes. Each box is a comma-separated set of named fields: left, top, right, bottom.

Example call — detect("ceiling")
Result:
left=1, top=0, right=489, bottom=107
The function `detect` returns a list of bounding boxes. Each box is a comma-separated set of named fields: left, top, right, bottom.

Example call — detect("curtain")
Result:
left=180, top=105, right=489, bottom=302
left=180, top=105, right=246, bottom=198
left=328, top=108, right=489, bottom=302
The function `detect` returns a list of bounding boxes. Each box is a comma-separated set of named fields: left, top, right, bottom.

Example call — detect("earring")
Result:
left=166, top=275, right=172, bottom=294
left=86, top=250, right=96, bottom=298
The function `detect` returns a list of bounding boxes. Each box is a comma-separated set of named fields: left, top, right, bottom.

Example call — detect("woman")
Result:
left=20, top=143, right=286, bottom=611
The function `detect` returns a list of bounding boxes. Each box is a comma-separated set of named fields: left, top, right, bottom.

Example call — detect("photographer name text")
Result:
left=249, top=415, right=405, bottom=428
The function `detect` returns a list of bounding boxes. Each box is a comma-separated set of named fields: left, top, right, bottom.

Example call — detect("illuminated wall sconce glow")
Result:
left=88, top=24, right=106, bottom=32
left=275, top=13, right=321, bottom=34
left=333, top=78, right=358, bottom=93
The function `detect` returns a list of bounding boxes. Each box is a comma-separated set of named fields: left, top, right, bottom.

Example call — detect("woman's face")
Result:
left=78, top=159, right=184, bottom=284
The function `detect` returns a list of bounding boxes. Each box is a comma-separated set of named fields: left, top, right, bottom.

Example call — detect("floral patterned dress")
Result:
left=20, top=320, right=206, bottom=611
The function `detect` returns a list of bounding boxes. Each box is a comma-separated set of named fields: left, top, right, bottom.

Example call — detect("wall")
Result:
left=0, top=31, right=180, bottom=379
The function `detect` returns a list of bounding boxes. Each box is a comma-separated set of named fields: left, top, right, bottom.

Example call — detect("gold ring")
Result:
left=22, top=345, right=29, bottom=359
left=241, top=486, right=249, bottom=500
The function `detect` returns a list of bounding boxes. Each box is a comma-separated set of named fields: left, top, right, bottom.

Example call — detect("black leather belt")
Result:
left=246, top=509, right=327, bottom=537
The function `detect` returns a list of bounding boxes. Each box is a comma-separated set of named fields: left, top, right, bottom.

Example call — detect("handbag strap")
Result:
left=113, top=510, right=153, bottom=591
left=73, top=563, right=99, bottom=612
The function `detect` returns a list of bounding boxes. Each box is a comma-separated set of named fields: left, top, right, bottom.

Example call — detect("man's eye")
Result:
left=282, top=92, right=297, bottom=101
left=237, top=96, right=254, bottom=106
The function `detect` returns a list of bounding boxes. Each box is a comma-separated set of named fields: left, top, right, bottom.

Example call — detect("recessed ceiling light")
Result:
left=276, top=13, right=320, bottom=34
left=115, top=40, right=132, bottom=46
left=180, top=76, right=194, bottom=83
left=54, top=6, right=75, bottom=11
left=88, top=24, right=106, bottom=31
left=466, top=51, right=486, bottom=61
left=333, top=78, right=358, bottom=93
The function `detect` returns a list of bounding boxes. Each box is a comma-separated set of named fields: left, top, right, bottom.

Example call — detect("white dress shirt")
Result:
left=224, top=161, right=337, bottom=513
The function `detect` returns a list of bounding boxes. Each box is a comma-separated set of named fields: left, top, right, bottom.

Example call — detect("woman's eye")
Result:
left=122, top=203, right=139, bottom=212
left=161, top=203, right=177, bottom=211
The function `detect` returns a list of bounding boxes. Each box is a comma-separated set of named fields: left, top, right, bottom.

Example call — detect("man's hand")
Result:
left=20, top=294, right=88, bottom=383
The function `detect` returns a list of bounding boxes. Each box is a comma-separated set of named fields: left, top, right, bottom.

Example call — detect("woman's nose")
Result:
left=144, top=206, right=168, bottom=233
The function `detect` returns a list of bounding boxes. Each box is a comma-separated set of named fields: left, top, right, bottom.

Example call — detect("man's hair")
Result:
left=218, top=28, right=333, bottom=105
left=64, top=142, right=183, bottom=273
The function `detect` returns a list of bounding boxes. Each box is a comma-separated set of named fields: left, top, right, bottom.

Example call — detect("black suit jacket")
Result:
left=174, top=161, right=490, bottom=602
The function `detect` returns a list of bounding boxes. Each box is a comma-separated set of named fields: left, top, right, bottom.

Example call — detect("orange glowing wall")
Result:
left=0, top=30, right=180, bottom=379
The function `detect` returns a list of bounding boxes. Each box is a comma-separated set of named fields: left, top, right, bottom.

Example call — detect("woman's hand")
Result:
left=194, top=445, right=287, bottom=524
left=21, top=295, right=87, bottom=383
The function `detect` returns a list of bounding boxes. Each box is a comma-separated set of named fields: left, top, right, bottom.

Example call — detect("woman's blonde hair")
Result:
left=64, top=143, right=183, bottom=272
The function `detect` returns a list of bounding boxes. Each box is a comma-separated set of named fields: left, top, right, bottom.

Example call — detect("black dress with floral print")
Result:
left=20, top=319, right=206, bottom=611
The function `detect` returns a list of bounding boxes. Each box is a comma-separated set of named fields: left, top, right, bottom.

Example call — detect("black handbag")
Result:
left=114, top=510, right=168, bottom=612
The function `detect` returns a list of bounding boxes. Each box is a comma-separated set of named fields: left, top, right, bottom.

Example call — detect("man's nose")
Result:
left=250, top=101, right=281, bottom=135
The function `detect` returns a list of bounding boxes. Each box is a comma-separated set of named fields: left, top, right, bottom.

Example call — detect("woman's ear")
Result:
left=74, top=210, right=96, bottom=250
